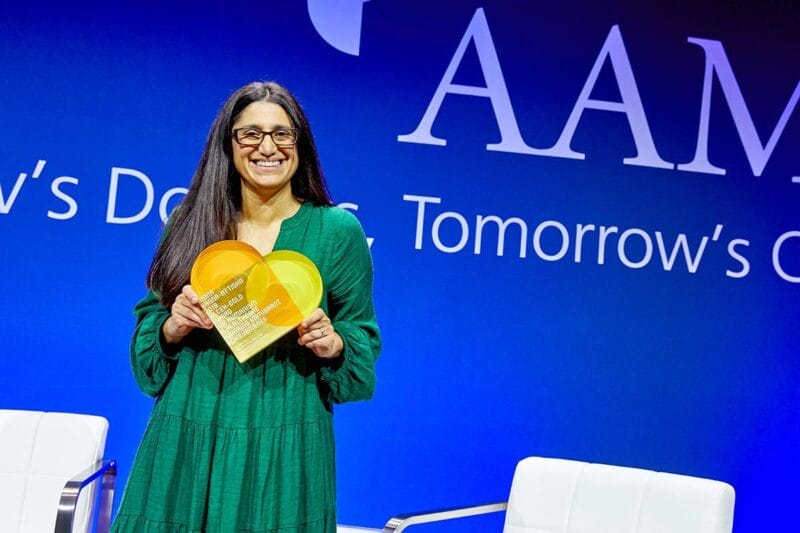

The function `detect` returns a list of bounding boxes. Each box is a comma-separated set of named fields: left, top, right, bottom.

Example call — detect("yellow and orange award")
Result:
left=190, top=241, right=323, bottom=362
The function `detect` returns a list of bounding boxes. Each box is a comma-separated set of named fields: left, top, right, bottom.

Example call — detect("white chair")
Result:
left=383, top=456, right=735, bottom=533
left=0, top=409, right=116, bottom=533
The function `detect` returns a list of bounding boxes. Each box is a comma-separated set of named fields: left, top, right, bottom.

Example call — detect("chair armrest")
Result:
left=55, top=459, right=117, bottom=533
left=382, top=501, right=507, bottom=532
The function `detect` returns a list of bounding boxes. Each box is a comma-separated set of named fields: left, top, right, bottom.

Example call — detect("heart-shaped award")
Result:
left=190, top=241, right=323, bottom=362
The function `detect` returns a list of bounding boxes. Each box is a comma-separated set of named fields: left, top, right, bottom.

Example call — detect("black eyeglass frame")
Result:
left=232, top=127, right=300, bottom=147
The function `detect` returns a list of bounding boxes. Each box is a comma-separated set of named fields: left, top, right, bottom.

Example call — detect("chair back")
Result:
left=503, top=457, right=734, bottom=533
left=0, top=409, right=108, bottom=532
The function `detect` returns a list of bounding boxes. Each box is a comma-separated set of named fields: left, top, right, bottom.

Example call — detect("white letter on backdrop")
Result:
left=397, top=8, right=544, bottom=155
left=106, top=167, right=154, bottom=224
left=403, top=194, right=442, bottom=249
left=540, top=25, right=673, bottom=169
left=47, top=176, right=79, bottom=220
left=678, top=37, right=800, bottom=177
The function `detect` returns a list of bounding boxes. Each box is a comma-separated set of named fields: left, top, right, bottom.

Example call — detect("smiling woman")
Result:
left=110, top=81, right=381, bottom=533
left=231, top=101, right=301, bottom=211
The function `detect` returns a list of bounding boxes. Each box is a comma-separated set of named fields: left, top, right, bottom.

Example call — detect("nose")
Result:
left=257, top=133, right=278, bottom=154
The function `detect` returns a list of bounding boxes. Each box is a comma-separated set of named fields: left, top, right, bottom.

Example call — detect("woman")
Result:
left=112, top=81, right=381, bottom=532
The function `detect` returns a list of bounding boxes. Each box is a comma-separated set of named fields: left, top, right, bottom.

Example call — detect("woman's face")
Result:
left=231, top=100, right=299, bottom=199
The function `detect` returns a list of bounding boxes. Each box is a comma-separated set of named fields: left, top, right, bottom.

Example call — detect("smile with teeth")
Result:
left=253, top=160, right=283, bottom=168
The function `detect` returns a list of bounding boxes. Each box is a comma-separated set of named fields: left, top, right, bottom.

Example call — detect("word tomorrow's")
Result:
left=403, top=194, right=800, bottom=284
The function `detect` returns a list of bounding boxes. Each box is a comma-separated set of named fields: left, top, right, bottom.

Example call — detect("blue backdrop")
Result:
left=1, top=1, right=798, bottom=531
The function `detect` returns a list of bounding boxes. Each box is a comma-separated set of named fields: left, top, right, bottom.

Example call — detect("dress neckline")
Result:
left=278, top=201, right=311, bottom=231
left=271, top=201, right=313, bottom=254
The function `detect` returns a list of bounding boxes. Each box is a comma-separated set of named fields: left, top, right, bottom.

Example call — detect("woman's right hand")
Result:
left=162, top=285, right=214, bottom=344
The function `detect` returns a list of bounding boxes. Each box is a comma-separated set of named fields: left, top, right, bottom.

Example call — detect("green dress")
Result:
left=112, top=203, right=381, bottom=533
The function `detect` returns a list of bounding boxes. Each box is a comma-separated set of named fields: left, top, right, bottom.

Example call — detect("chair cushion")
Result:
left=0, top=409, right=108, bottom=533
left=503, top=457, right=734, bottom=533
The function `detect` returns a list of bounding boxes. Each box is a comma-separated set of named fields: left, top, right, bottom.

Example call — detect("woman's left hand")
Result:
left=297, top=308, right=343, bottom=359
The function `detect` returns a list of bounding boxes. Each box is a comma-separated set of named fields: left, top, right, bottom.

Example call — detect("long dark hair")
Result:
left=147, top=81, right=333, bottom=307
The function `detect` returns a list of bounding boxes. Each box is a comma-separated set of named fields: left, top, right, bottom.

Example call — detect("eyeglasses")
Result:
left=233, top=127, right=299, bottom=147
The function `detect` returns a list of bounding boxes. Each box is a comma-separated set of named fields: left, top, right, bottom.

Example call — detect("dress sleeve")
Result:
left=319, top=211, right=382, bottom=404
left=130, top=291, right=179, bottom=397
